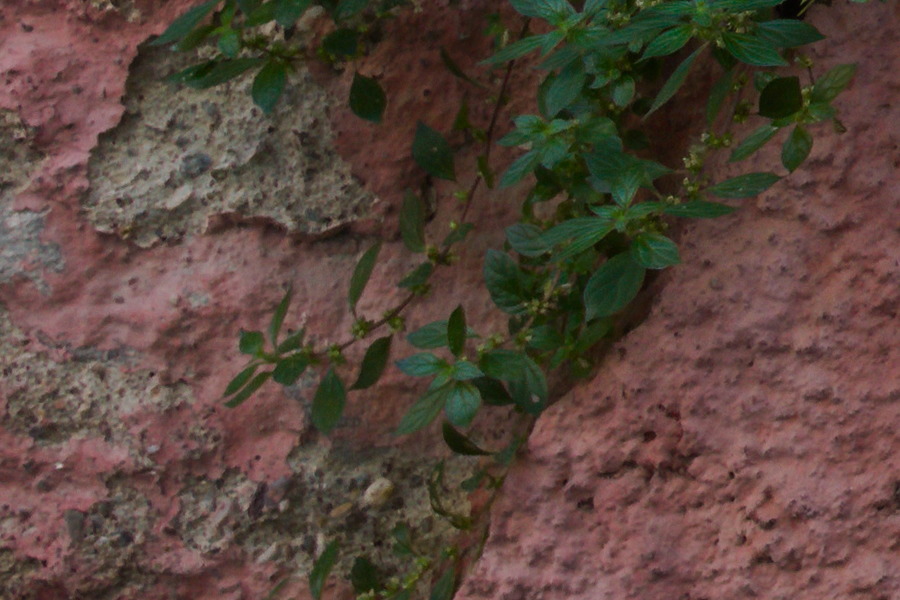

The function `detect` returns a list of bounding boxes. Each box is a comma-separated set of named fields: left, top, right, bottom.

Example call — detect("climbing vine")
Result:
left=152, top=0, right=876, bottom=597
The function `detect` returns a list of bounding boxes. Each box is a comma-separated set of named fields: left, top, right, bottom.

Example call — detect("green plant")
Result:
left=152, top=0, right=874, bottom=597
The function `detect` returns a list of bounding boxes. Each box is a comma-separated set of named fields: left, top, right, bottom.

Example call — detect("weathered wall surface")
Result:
left=457, top=3, right=900, bottom=600
left=0, top=0, right=897, bottom=599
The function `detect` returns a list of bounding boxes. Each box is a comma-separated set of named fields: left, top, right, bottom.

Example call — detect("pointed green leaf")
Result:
left=398, top=262, right=433, bottom=289
left=268, top=287, right=292, bottom=346
left=217, top=30, right=240, bottom=58
left=348, top=242, right=381, bottom=311
left=350, top=556, right=381, bottom=595
left=412, top=122, right=456, bottom=181
left=644, top=45, right=705, bottom=118
left=444, top=382, right=481, bottom=428
left=429, top=568, right=456, bottom=600
left=309, top=541, right=339, bottom=600
left=545, top=60, right=586, bottom=117
left=484, top=250, right=528, bottom=315
left=352, top=336, right=392, bottom=390
left=400, top=191, right=426, bottom=253
left=276, top=329, right=305, bottom=354
left=252, top=60, right=287, bottom=116
left=722, top=33, right=787, bottom=67
left=184, top=58, right=264, bottom=89
left=781, top=125, right=813, bottom=172
left=759, top=76, right=802, bottom=119
left=631, top=233, right=680, bottom=269
left=224, top=371, right=271, bottom=407
left=447, top=305, right=466, bottom=357
left=442, top=222, right=474, bottom=246
left=150, top=0, right=220, bottom=46
left=245, top=1, right=277, bottom=26
left=471, top=376, right=514, bottom=406
left=239, top=330, right=265, bottom=356
left=506, top=223, right=548, bottom=257
left=395, top=384, right=450, bottom=435
left=391, top=523, right=413, bottom=555
left=442, top=421, right=492, bottom=455
left=272, top=354, right=309, bottom=385
left=322, top=28, right=359, bottom=59
left=662, top=200, right=735, bottom=218
left=811, top=64, right=857, bottom=104
left=499, top=150, right=541, bottom=188
left=584, top=253, right=646, bottom=319
left=311, top=368, right=346, bottom=434
left=481, top=34, right=546, bottom=65
left=440, top=48, right=484, bottom=87
left=755, top=19, right=824, bottom=48
left=611, top=76, right=635, bottom=107
left=349, top=73, right=386, bottom=123
left=334, top=0, right=368, bottom=20
left=275, top=0, right=311, bottom=27
left=407, top=320, right=476, bottom=349
left=224, top=364, right=259, bottom=396
left=730, top=124, right=779, bottom=162
left=395, top=352, right=446, bottom=376
left=642, top=24, right=692, bottom=59
left=708, top=172, right=780, bottom=198
left=706, top=69, right=733, bottom=125
left=449, top=360, right=483, bottom=381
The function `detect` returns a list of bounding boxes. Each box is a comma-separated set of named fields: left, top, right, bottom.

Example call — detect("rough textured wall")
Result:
left=0, top=0, right=897, bottom=599
left=457, top=3, right=900, bottom=600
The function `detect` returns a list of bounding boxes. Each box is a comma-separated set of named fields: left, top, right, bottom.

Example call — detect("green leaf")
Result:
left=430, top=569, right=456, bottom=600
left=311, top=369, right=346, bottom=434
left=722, top=33, right=788, bottom=67
left=447, top=305, right=466, bottom=357
left=478, top=349, right=547, bottom=414
left=471, top=376, right=514, bottom=406
left=348, top=242, right=381, bottom=312
left=252, top=60, right=287, bottom=115
left=444, top=382, right=481, bottom=428
left=351, top=336, right=392, bottom=390
left=499, top=150, right=542, bottom=188
left=781, top=125, right=813, bottom=173
left=440, top=48, right=484, bottom=87
left=268, top=287, right=292, bottom=346
left=442, top=223, right=474, bottom=246
left=275, top=0, right=311, bottom=26
left=224, top=371, right=271, bottom=407
left=151, top=0, right=219, bottom=46
left=396, top=353, right=446, bottom=377
left=412, top=122, right=456, bottom=181
left=396, top=384, right=449, bottom=435
left=391, top=523, right=413, bottom=555
left=484, top=250, right=528, bottom=315
left=545, top=60, right=586, bottom=117
left=442, top=421, right=492, bottom=455
left=662, top=200, right=735, bottom=218
left=759, top=76, right=802, bottom=119
left=272, top=354, right=310, bottom=385
left=239, top=330, right=265, bottom=355
left=755, top=20, right=824, bottom=48
left=400, top=191, right=426, bottom=253
left=584, top=252, right=646, bottom=320
left=449, top=360, right=483, bottom=381
left=644, top=45, right=705, bottom=118
left=407, top=320, right=475, bottom=349
left=730, top=124, right=778, bottom=162
left=350, top=557, right=381, bottom=595
left=334, top=0, right=368, bottom=20
left=481, top=34, right=546, bottom=65
left=322, top=28, right=359, bottom=59
left=217, top=30, right=240, bottom=58
left=509, top=0, right=571, bottom=20
left=612, top=76, right=636, bottom=107
left=506, top=223, right=548, bottom=257
left=309, top=541, right=339, bottom=600
left=224, top=364, right=259, bottom=396
left=708, top=172, right=780, bottom=198
left=276, top=328, right=305, bottom=354
left=245, top=1, right=277, bottom=26
left=398, top=262, right=433, bottom=289
left=706, top=69, right=733, bottom=126
left=175, top=23, right=217, bottom=51
left=631, top=233, right=680, bottom=269
left=642, top=24, right=692, bottom=59
left=184, top=58, right=264, bottom=89
left=811, top=64, right=857, bottom=104
left=349, top=73, right=386, bottom=123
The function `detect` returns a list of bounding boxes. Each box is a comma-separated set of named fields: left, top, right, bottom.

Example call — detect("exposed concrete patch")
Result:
left=0, top=110, right=63, bottom=293
left=174, top=444, right=472, bottom=591
left=85, top=45, right=376, bottom=248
